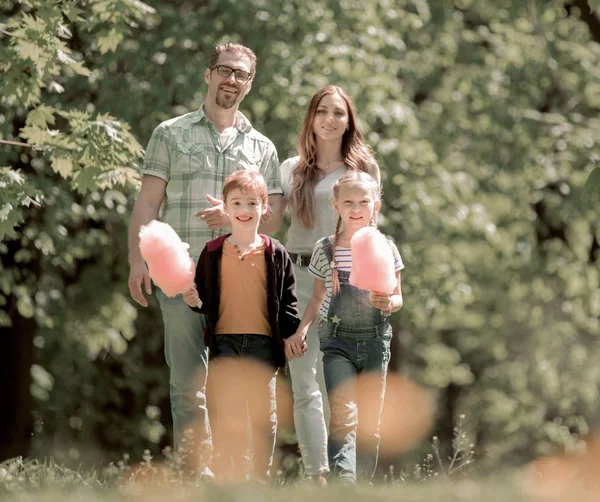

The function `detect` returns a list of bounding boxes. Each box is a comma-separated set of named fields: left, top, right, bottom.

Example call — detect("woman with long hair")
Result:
left=279, top=85, right=380, bottom=484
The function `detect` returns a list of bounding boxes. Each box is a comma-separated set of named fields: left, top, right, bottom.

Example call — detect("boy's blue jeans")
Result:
left=209, top=334, right=278, bottom=481
left=320, top=321, right=391, bottom=484
left=157, top=289, right=212, bottom=466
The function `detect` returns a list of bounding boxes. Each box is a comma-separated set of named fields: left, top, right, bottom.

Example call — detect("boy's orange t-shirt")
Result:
left=215, top=240, right=271, bottom=336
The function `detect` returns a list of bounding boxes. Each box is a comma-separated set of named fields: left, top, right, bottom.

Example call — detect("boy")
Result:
left=183, top=170, right=300, bottom=482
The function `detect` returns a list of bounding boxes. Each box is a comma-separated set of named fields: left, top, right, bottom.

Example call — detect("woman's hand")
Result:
left=183, top=287, right=202, bottom=308
left=284, top=331, right=307, bottom=360
left=369, top=291, right=393, bottom=312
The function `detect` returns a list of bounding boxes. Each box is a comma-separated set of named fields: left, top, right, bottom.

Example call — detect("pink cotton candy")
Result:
left=349, top=227, right=397, bottom=294
left=139, top=220, right=195, bottom=297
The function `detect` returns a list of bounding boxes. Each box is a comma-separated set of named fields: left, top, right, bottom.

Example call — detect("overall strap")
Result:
left=321, top=237, right=338, bottom=320
left=321, top=236, right=334, bottom=263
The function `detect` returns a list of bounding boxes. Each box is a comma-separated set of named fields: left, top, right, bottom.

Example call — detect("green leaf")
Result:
left=31, top=364, right=55, bottom=392
left=1, top=168, right=26, bottom=186
left=72, top=167, right=102, bottom=194
left=132, top=0, right=156, bottom=16
left=63, top=2, right=85, bottom=23
left=0, top=202, right=15, bottom=222
left=56, top=49, right=76, bottom=65
left=26, top=105, right=56, bottom=128
left=17, top=41, right=44, bottom=64
left=19, top=125, right=50, bottom=146
left=590, top=0, right=600, bottom=11
left=68, top=60, right=91, bottom=77
left=0, top=212, right=22, bottom=240
left=96, top=29, right=124, bottom=54
left=51, top=156, right=74, bottom=178
left=57, top=23, right=73, bottom=39
left=21, top=13, right=45, bottom=32
left=580, top=167, right=600, bottom=209
left=57, top=109, right=92, bottom=123
left=584, top=166, right=600, bottom=190
left=16, top=293, right=35, bottom=318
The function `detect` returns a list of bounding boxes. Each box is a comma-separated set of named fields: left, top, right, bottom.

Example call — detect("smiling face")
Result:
left=224, top=188, right=267, bottom=232
left=205, top=51, right=253, bottom=110
left=312, top=92, right=349, bottom=143
left=333, top=182, right=380, bottom=233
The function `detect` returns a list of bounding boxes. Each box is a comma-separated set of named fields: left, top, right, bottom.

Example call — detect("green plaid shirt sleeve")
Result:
left=260, top=145, right=283, bottom=196
left=142, top=124, right=171, bottom=181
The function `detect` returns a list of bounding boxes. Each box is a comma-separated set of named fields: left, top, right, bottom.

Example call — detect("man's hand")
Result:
left=183, top=287, right=202, bottom=308
left=128, top=260, right=152, bottom=307
left=284, top=331, right=308, bottom=360
left=127, top=175, right=166, bottom=307
left=194, top=195, right=230, bottom=229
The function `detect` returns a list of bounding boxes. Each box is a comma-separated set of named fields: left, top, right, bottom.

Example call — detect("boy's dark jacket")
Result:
left=191, top=234, right=300, bottom=368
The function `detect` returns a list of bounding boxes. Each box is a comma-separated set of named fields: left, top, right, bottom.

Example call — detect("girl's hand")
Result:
left=183, top=287, right=202, bottom=308
left=285, top=332, right=307, bottom=360
left=370, top=291, right=392, bottom=312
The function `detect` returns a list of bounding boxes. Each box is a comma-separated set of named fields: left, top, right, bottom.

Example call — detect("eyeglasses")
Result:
left=213, top=65, right=252, bottom=82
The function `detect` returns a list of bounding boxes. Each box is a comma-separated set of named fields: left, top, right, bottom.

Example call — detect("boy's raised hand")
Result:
left=284, top=331, right=307, bottom=360
left=183, top=287, right=202, bottom=308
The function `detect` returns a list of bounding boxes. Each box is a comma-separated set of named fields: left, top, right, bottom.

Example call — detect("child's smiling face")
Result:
left=333, top=182, right=380, bottom=232
left=224, top=188, right=267, bottom=231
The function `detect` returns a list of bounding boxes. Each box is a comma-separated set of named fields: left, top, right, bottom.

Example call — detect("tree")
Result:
left=379, top=0, right=600, bottom=466
left=2, top=0, right=599, bottom=473
left=0, top=0, right=152, bottom=461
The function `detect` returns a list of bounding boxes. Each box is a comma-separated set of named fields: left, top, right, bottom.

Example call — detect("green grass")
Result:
left=10, top=415, right=595, bottom=501
left=0, top=415, right=522, bottom=501
left=0, top=465, right=525, bottom=502
left=0, top=454, right=533, bottom=502
left=2, top=485, right=528, bottom=502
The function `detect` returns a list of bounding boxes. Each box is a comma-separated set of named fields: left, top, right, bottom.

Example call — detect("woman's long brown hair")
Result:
left=290, top=85, right=376, bottom=228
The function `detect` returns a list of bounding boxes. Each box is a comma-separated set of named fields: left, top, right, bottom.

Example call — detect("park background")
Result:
left=1, top=0, right=600, bottom=493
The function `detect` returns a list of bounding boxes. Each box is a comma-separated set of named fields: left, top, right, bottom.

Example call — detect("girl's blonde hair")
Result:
left=290, top=85, right=376, bottom=229
left=330, top=170, right=381, bottom=295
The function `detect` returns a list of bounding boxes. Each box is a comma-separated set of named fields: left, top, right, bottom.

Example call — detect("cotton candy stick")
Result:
left=349, top=226, right=397, bottom=294
left=139, top=220, right=201, bottom=306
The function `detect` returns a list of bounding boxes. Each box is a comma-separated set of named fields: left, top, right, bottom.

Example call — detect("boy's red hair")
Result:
left=223, top=170, right=269, bottom=204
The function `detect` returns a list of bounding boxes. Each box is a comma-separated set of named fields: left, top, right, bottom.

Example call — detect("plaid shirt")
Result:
left=142, top=107, right=282, bottom=261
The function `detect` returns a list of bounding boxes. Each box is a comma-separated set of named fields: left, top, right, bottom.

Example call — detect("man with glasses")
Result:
left=127, top=43, right=284, bottom=475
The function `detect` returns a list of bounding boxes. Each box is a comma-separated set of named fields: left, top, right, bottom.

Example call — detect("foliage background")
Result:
left=1, top=0, right=599, bottom=476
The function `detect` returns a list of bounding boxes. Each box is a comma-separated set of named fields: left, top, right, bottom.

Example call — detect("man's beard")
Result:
left=216, top=89, right=237, bottom=109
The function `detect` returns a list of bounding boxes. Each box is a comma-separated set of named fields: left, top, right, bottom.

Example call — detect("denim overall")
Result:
left=319, top=237, right=392, bottom=484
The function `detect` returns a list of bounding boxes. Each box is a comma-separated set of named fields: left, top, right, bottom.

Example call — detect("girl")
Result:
left=285, top=170, right=404, bottom=484
left=279, top=85, right=380, bottom=484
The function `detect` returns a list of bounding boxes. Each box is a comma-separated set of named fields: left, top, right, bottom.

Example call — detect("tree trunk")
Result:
left=0, top=295, right=36, bottom=461
left=435, top=383, right=462, bottom=461
left=567, top=1, right=600, bottom=43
